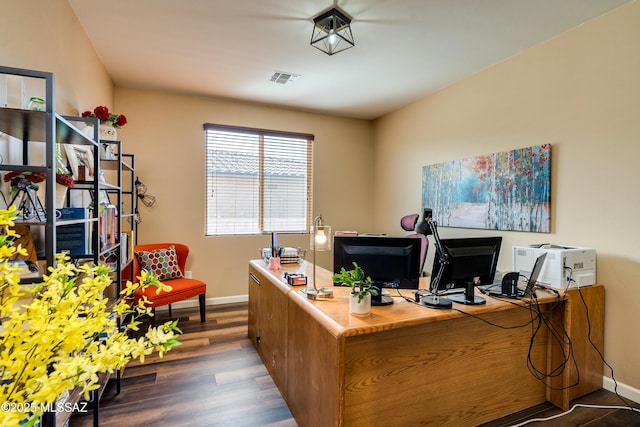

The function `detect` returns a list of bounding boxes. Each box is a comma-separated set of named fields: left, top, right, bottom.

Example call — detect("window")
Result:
left=204, top=123, right=314, bottom=236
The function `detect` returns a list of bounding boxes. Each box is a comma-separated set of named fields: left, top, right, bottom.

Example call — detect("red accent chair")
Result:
left=133, top=243, right=207, bottom=322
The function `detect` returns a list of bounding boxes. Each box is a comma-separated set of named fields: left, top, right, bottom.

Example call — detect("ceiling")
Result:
left=67, top=0, right=633, bottom=120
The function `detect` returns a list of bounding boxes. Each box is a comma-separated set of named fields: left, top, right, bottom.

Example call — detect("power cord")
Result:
left=487, top=275, right=576, bottom=389
left=523, top=292, right=578, bottom=389
left=396, top=273, right=638, bottom=424
left=514, top=272, right=640, bottom=424
left=444, top=282, right=578, bottom=390
left=509, top=403, right=640, bottom=426
left=567, top=272, right=637, bottom=411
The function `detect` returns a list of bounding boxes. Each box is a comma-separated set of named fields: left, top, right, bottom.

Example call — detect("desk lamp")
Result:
left=302, top=214, right=334, bottom=300
left=414, top=208, right=453, bottom=309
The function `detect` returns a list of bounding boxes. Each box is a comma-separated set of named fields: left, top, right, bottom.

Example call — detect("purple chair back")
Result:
left=400, top=214, right=419, bottom=232
left=401, top=213, right=427, bottom=273
left=406, top=233, right=428, bottom=273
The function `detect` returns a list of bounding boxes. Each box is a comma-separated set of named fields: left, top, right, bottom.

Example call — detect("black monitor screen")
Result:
left=432, top=236, right=502, bottom=292
left=333, top=236, right=421, bottom=289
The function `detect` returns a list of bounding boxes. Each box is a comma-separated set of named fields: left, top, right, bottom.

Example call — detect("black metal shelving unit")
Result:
left=0, top=65, right=135, bottom=427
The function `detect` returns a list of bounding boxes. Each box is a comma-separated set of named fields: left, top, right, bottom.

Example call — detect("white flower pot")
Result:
left=350, top=293, right=371, bottom=316
left=100, top=122, right=118, bottom=141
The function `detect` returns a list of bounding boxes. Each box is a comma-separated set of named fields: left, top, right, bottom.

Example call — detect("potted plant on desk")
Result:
left=332, top=262, right=378, bottom=316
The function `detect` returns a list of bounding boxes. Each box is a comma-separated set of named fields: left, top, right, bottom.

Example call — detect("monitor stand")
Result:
left=372, top=295, right=394, bottom=306
left=371, top=287, right=394, bottom=306
left=414, top=290, right=452, bottom=309
left=448, top=282, right=486, bottom=305
left=421, top=295, right=453, bottom=309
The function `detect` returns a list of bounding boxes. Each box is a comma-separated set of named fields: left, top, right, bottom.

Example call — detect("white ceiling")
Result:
left=67, top=0, right=633, bottom=120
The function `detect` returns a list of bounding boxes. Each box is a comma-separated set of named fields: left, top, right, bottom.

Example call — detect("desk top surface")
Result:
left=250, top=260, right=569, bottom=338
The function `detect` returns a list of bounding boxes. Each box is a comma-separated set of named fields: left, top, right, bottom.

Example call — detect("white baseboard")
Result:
left=603, top=376, right=640, bottom=403
left=155, top=294, right=248, bottom=312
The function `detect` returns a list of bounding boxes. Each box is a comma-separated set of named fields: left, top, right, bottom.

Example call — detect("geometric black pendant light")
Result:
left=310, top=7, right=355, bottom=55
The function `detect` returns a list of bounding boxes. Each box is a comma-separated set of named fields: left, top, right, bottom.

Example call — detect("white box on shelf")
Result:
left=512, top=244, right=596, bottom=289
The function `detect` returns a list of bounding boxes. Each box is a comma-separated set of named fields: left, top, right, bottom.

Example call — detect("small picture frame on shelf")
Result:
left=100, top=142, right=117, bottom=160
left=64, top=145, right=94, bottom=180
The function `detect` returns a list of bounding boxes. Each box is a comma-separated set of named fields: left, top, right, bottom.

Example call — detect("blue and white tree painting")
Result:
left=421, top=144, right=550, bottom=232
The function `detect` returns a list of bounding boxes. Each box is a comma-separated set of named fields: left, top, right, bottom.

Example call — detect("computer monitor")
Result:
left=333, top=236, right=422, bottom=296
left=430, top=236, right=502, bottom=305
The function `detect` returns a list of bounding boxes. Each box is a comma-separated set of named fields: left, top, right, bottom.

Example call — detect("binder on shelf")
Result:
left=56, top=208, right=91, bottom=256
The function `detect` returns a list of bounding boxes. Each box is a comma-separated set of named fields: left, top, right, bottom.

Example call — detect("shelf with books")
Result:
left=96, top=141, right=136, bottom=295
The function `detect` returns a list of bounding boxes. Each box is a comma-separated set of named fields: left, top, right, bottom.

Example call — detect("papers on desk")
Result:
left=261, top=247, right=306, bottom=264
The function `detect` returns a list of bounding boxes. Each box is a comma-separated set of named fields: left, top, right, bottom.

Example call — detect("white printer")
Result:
left=512, top=244, right=596, bottom=289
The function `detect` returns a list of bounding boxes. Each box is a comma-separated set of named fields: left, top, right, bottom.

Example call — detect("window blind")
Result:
left=204, top=123, right=313, bottom=236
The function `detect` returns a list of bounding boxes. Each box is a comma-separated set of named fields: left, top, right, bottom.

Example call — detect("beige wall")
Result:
left=373, top=2, right=640, bottom=391
left=114, top=88, right=373, bottom=301
left=1, top=0, right=374, bottom=301
left=0, top=0, right=114, bottom=247
left=0, top=0, right=113, bottom=115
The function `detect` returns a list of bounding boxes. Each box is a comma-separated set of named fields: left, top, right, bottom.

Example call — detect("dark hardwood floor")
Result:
left=71, top=302, right=640, bottom=427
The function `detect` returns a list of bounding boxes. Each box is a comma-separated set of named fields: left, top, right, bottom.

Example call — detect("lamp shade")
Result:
left=311, top=216, right=331, bottom=251
left=310, top=7, right=355, bottom=55
left=305, top=214, right=334, bottom=300
left=415, top=208, right=433, bottom=236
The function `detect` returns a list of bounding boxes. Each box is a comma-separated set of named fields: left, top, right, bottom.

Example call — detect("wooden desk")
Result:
left=248, top=260, right=604, bottom=427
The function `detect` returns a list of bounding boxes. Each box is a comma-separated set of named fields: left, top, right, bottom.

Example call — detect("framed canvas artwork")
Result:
left=421, top=144, right=551, bottom=232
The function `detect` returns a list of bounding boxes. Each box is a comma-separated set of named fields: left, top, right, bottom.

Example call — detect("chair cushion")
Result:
left=135, top=245, right=184, bottom=281
left=134, top=277, right=206, bottom=308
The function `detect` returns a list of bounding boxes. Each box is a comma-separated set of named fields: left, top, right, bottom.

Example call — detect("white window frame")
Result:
left=204, top=123, right=314, bottom=236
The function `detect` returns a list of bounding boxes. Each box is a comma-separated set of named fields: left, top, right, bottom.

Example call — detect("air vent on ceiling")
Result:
left=269, top=71, right=300, bottom=85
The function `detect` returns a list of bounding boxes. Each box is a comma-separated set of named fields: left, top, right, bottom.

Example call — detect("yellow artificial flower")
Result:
left=0, top=207, right=182, bottom=426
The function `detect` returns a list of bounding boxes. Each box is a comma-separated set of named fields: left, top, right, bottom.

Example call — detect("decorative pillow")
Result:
left=135, top=245, right=184, bottom=281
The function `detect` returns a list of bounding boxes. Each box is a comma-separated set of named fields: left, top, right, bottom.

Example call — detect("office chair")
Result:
left=133, top=243, right=207, bottom=322
left=400, top=213, right=428, bottom=273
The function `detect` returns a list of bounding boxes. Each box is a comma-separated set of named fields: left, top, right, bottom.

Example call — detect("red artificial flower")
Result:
left=115, top=114, right=127, bottom=127
left=92, top=106, right=110, bottom=121
left=81, top=106, right=128, bottom=128
left=3, top=171, right=46, bottom=187
left=56, top=173, right=75, bottom=188
left=4, top=171, right=75, bottom=188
